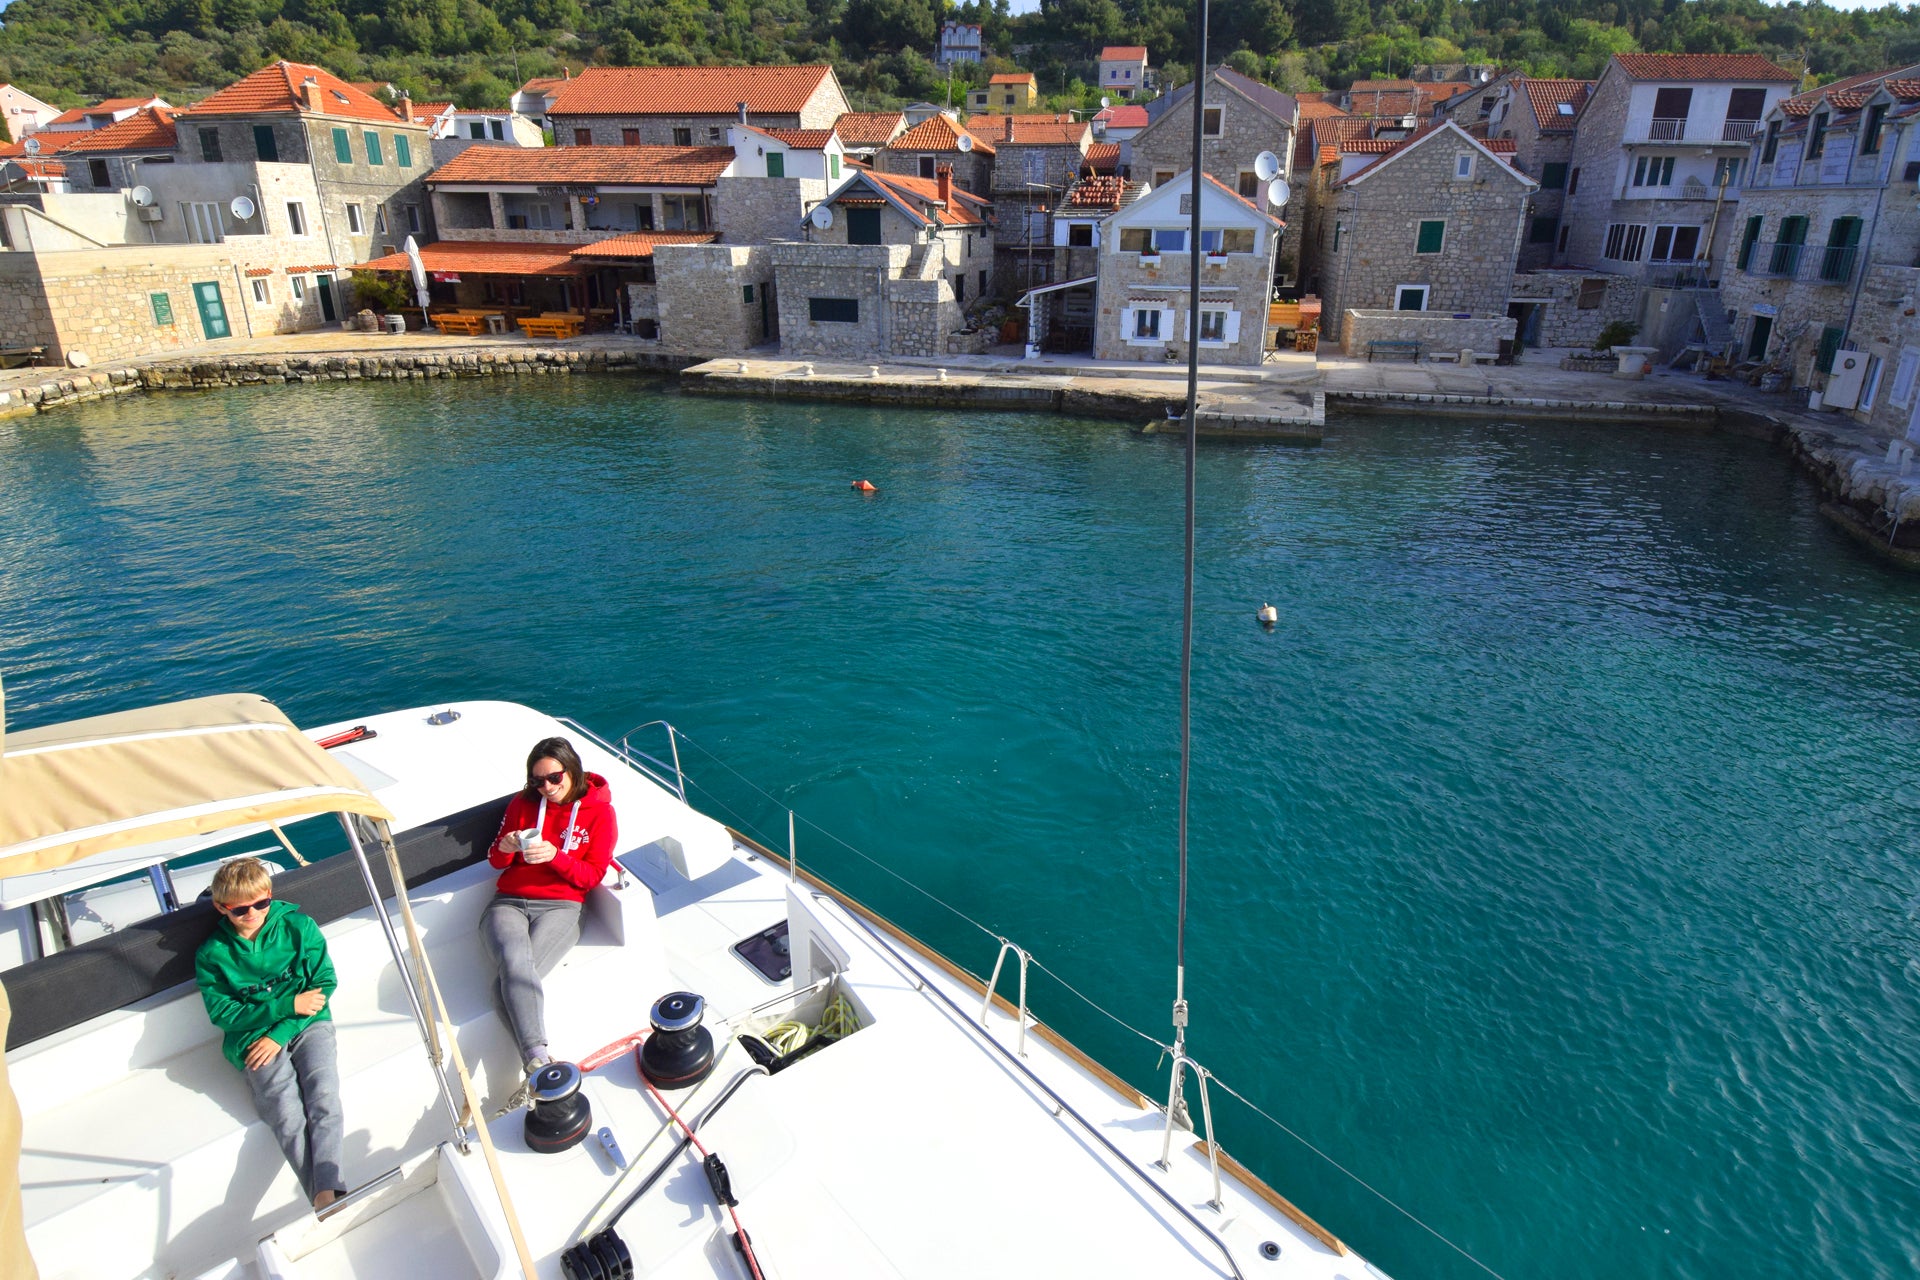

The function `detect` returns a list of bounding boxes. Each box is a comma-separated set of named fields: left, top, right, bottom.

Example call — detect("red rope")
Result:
left=638, top=1063, right=767, bottom=1280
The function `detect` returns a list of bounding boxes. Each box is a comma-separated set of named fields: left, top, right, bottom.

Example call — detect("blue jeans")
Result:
left=244, top=1019, right=345, bottom=1201
left=479, top=896, right=582, bottom=1060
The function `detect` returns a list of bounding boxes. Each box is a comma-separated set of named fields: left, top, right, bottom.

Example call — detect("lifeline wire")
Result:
left=666, top=728, right=1510, bottom=1280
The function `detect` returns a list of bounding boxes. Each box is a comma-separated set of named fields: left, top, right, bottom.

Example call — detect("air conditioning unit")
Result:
left=136, top=205, right=165, bottom=222
left=1823, top=349, right=1869, bottom=410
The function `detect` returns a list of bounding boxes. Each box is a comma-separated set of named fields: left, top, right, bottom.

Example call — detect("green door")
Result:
left=316, top=274, right=337, bottom=322
left=191, top=281, right=230, bottom=339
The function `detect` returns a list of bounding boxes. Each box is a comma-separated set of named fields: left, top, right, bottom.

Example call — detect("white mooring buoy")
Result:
left=1257, top=603, right=1279, bottom=625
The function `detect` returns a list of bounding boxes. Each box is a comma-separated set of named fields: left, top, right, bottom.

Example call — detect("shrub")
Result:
left=348, top=270, right=412, bottom=313
left=1592, top=320, right=1640, bottom=351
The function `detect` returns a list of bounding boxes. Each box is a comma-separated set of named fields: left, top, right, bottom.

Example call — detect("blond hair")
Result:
left=210, top=856, right=273, bottom=907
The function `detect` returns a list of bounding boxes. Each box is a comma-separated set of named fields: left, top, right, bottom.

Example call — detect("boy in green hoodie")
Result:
left=195, top=857, right=346, bottom=1209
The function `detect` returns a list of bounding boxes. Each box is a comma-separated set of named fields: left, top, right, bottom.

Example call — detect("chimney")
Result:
left=738, top=102, right=749, bottom=124
left=936, top=163, right=953, bottom=207
left=398, top=93, right=413, bottom=123
left=300, top=77, right=322, bottom=113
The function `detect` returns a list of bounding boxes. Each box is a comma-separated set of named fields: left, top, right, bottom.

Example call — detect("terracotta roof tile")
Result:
left=355, top=241, right=585, bottom=276
left=887, top=113, right=993, bottom=155
left=1523, top=78, right=1592, bottom=131
left=184, top=62, right=411, bottom=123
left=747, top=126, right=835, bottom=149
left=569, top=231, right=720, bottom=259
left=1100, top=46, right=1147, bottom=61
left=244, top=267, right=274, bottom=277
left=861, top=169, right=991, bottom=227
left=54, top=106, right=178, bottom=153
left=833, top=111, right=905, bottom=145
left=1611, top=53, right=1796, bottom=83
left=1092, top=104, right=1149, bottom=128
left=548, top=65, right=837, bottom=117
left=963, top=115, right=1089, bottom=147
left=1297, top=99, right=1347, bottom=120
left=1063, top=175, right=1139, bottom=208
left=1343, top=88, right=1421, bottom=118
left=988, top=72, right=1037, bottom=86
left=1084, top=141, right=1120, bottom=173
left=518, top=76, right=568, bottom=97
left=0, top=140, right=24, bottom=159
left=1780, top=64, right=1920, bottom=117
left=429, top=143, right=733, bottom=186
left=413, top=101, right=454, bottom=118
left=4, top=158, right=66, bottom=178
left=284, top=263, right=338, bottom=273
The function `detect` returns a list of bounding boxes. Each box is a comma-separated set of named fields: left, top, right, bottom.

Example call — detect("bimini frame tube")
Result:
left=338, top=813, right=468, bottom=1145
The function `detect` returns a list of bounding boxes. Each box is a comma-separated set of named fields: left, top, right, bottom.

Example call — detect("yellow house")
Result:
left=968, top=72, right=1038, bottom=113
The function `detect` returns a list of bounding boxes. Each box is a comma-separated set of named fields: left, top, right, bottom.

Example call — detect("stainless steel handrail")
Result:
left=557, top=715, right=687, bottom=801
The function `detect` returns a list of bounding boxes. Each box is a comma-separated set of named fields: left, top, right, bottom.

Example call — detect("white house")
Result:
left=727, top=124, right=849, bottom=187
left=0, top=84, right=61, bottom=137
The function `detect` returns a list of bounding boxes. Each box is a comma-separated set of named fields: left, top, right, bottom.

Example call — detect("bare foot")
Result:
left=313, top=1189, right=338, bottom=1211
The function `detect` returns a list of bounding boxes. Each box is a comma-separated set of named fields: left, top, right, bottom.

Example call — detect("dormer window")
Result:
left=1762, top=119, right=1781, bottom=163
left=1808, top=110, right=1828, bottom=159
left=331, top=90, right=350, bottom=104
left=1862, top=102, right=1889, bottom=155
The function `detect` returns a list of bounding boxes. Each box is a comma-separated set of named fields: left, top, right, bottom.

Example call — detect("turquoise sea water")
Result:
left=3, top=379, right=1919, bottom=1279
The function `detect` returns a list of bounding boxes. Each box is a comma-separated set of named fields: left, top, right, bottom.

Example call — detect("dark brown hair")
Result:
left=525, top=736, right=587, bottom=802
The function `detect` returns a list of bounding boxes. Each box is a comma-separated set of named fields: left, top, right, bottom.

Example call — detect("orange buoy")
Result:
left=852, top=479, right=877, bottom=492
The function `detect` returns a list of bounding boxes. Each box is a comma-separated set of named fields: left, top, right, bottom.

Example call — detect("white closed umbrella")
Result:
left=403, top=235, right=431, bottom=318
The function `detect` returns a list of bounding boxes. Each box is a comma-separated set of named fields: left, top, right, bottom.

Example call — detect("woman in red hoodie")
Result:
left=480, top=736, right=618, bottom=1076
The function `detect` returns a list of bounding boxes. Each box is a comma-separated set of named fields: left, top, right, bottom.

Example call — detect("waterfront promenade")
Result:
left=2, top=329, right=1913, bottom=566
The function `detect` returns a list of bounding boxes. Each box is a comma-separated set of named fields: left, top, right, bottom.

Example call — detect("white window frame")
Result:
left=1454, top=153, right=1475, bottom=180
left=374, top=204, right=388, bottom=235
left=1186, top=307, right=1239, bottom=346
left=285, top=201, right=308, bottom=236
left=290, top=275, right=307, bottom=300
left=1202, top=106, right=1223, bottom=137
left=1889, top=346, right=1920, bottom=408
left=1395, top=284, right=1429, bottom=311
left=250, top=278, right=270, bottom=304
left=344, top=202, right=364, bottom=235
left=1123, top=305, right=1171, bottom=345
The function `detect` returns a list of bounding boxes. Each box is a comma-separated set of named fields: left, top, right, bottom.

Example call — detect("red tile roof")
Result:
left=1093, top=104, right=1149, bottom=128
left=1343, top=88, right=1421, bottom=118
left=1336, top=122, right=1525, bottom=186
left=54, top=106, right=178, bottom=152
left=1780, top=64, right=1920, bottom=117
left=184, top=62, right=412, bottom=123
left=862, top=169, right=991, bottom=227
left=548, top=65, right=837, bottom=117
left=1523, top=78, right=1592, bottom=131
left=988, top=72, right=1037, bottom=86
left=1100, top=46, right=1147, bottom=61
left=429, top=143, right=733, bottom=186
left=413, top=101, right=454, bottom=118
left=0, top=140, right=24, bottom=159
left=4, top=159, right=66, bottom=179
left=748, top=126, right=835, bottom=149
left=570, top=231, right=720, bottom=259
left=1084, top=141, right=1119, bottom=173
left=1611, top=54, right=1797, bottom=83
left=518, top=76, right=568, bottom=97
left=1063, top=175, right=1140, bottom=208
left=887, top=113, right=993, bottom=155
left=833, top=111, right=905, bottom=145
left=244, top=267, right=274, bottom=277
left=356, top=240, right=587, bottom=277
left=963, top=115, right=1089, bottom=147
left=284, top=263, right=339, bottom=273
left=1298, top=99, right=1347, bottom=120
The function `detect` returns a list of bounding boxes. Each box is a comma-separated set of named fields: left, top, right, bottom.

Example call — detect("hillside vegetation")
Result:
left=3, top=0, right=1919, bottom=117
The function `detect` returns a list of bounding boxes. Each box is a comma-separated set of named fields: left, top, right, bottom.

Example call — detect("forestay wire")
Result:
left=665, top=730, right=1509, bottom=1280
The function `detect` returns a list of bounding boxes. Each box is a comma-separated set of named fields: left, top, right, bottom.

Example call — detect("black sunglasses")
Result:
left=223, top=898, right=272, bottom=917
left=529, top=770, right=567, bottom=787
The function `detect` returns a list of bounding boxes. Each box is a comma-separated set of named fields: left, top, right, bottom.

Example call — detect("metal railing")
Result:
left=1648, top=117, right=1688, bottom=141
left=1745, top=240, right=1859, bottom=283
left=558, top=715, right=687, bottom=801
left=1814, top=243, right=1861, bottom=283
left=1755, top=240, right=1804, bottom=277
left=1722, top=119, right=1760, bottom=142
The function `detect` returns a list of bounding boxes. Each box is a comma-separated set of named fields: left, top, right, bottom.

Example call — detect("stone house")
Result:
left=1089, top=170, right=1280, bottom=366
left=1020, top=174, right=1144, bottom=352
left=48, top=106, right=180, bottom=195
left=547, top=65, right=850, bottom=148
left=832, top=111, right=907, bottom=161
left=1427, top=72, right=1520, bottom=135
left=38, top=96, right=171, bottom=136
left=1127, top=67, right=1297, bottom=206
left=1489, top=78, right=1592, bottom=268
left=1317, top=121, right=1536, bottom=343
left=1, top=84, right=61, bottom=138
left=1717, top=65, right=1920, bottom=439
left=1554, top=53, right=1796, bottom=279
left=965, top=114, right=1090, bottom=292
left=771, top=165, right=993, bottom=358
left=968, top=73, right=1038, bottom=114
left=1100, top=47, right=1150, bottom=100
left=427, top=143, right=737, bottom=242
left=876, top=113, right=994, bottom=196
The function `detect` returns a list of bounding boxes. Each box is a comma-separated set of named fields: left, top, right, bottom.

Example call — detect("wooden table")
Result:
left=432, top=314, right=490, bottom=337
left=518, top=315, right=584, bottom=339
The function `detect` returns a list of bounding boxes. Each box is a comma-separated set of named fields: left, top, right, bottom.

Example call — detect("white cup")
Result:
left=516, top=828, right=542, bottom=852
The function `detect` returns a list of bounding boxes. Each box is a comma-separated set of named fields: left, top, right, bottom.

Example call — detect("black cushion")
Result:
left=3, top=795, right=510, bottom=1050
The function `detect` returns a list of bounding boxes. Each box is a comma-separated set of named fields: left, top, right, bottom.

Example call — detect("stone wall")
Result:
left=1091, top=242, right=1275, bottom=366
left=872, top=148, right=993, bottom=196
left=656, top=244, right=772, bottom=352
left=712, top=177, right=807, bottom=245
left=553, top=113, right=808, bottom=147
left=1319, top=136, right=1531, bottom=340
left=1127, top=74, right=1295, bottom=194
left=1556, top=69, right=1631, bottom=269
left=771, top=242, right=903, bottom=357
left=1338, top=309, right=1517, bottom=356
left=299, top=116, right=436, bottom=263
left=1509, top=268, right=1641, bottom=348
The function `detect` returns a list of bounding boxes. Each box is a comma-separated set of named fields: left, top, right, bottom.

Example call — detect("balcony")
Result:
left=1722, top=119, right=1760, bottom=142
left=1754, top=240, right=1803, bottom=276
left=1746, top=241, right=1859, bottom=283
left=1649, top=117, right=1688, bottom=141
left=1813, top=243, right=1860, bottom=284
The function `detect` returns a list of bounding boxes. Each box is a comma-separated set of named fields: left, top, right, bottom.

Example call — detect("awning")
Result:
left=355, top=240, right=588, bottom=278
left=1015, top=275, right=1098, bottom=309
left=569, top=231, right=720, bottom=262
left=0, top=685, right=392, bottom=879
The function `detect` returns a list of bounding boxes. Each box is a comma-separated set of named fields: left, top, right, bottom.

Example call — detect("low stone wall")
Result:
left=1339, top=310, right=1515, bottom=358
left=0, top=347, right=692, bottom=418
left=1509, top=271, right=1641, bottom=350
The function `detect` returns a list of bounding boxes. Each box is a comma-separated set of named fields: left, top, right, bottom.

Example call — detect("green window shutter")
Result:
left=1541, top=162, right=1566, bottom=190
left=830, top=153, right=840, bottom=179
left=766, top=151, right=784, bottom=178
left=1737, top=215, right=1761, bottom=271
left=742, top=284, right=754, bottom=303
left=1416, top=220, right=1445, bottom=254
left=395, top=134, right=412, bottom=168
left=149, top=292, right=173, bottom=325
left=332, top=127, right=351, bottom=163
left=364, top=131, right=383, bottom=165
left=1815, top=326, right=1844, bottom=375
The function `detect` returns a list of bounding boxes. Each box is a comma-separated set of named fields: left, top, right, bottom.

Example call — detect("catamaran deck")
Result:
left=10, top=701, right=1380, bottom=1280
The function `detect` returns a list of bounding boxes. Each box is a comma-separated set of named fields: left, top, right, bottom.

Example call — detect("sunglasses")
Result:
left=222, top=898, right=272, bottom=917
left=529, top=770, right=568, bottom=787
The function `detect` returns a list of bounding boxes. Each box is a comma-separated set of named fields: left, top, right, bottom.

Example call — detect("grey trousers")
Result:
left=244, top=1019, right=345, bottom=1201
left=479, top=895, right=582, bottom=1059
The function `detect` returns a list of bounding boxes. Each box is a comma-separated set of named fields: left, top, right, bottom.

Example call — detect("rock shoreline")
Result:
left=3, top=346, right=1917, bottom=567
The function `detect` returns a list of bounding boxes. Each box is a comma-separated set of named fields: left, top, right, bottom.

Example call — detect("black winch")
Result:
left=639, top=991, right=716, bottom=1090
left=524, top=1061, right=593, bottom=1154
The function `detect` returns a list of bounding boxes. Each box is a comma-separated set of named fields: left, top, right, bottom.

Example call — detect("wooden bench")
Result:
left=431, top=314, right=489, bottom=337
left=1367, top=339, right=1421, bottom=362
left=0, top=346, right=47, bottom=369
left=517, top=314, right=583, bottom=339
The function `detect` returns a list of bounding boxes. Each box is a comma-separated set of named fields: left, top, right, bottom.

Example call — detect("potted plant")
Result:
left=1594, top=320, right=1656, bottom=379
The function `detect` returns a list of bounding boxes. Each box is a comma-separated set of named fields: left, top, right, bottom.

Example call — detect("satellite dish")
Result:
left=1253, top=150, right=1280, bottom=182
left=809, top=204, right=833, bottom=229
left=1100, top=96, right=1110, bottom=108
left=956, top=132, right=975, bottom=153
left=1479, top=70, right=1492, bottom=82
left=23, top=136, right=41, bottom=156
left=229, top=194, right=256, bottom=221
left=1267, top=178, right=1291, bottom=207
left=130, top=185, right=154, bottom=207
